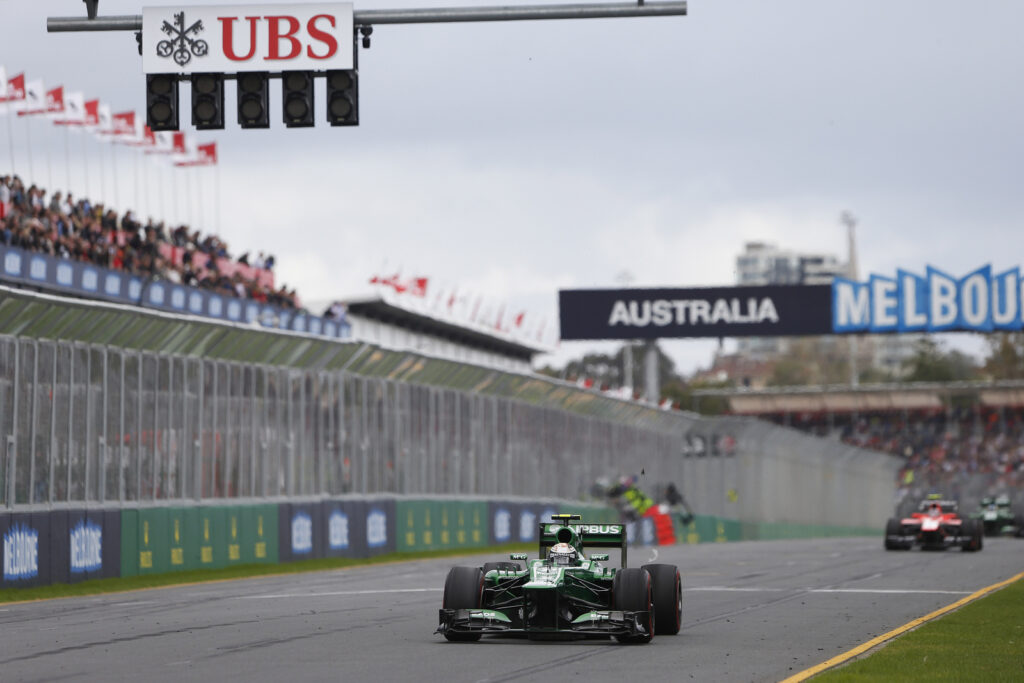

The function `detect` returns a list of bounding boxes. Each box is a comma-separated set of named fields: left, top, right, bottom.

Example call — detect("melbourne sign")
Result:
left=832, top=265, right=1023, bottom=333
left=142, top=3, right=354, bottom=74
left=559, top=265, right=1024, bottom=340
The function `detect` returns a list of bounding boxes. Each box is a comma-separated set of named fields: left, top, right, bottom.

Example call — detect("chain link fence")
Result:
left=0, top=333, right=900, bottom=529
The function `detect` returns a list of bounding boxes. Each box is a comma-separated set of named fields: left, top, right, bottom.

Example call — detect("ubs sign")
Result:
left=142, top=3, right=355, bottom=74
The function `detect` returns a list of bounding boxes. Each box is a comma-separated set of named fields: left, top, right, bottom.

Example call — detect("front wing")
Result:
left=436, top=607, right=651, bottom=638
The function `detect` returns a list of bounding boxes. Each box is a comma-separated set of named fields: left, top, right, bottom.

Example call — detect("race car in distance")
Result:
left=885, top=496, right=983, bottom=552
left=970, top=495, right=1024, bottom=537
left=436, top=514, right=681, bottom=644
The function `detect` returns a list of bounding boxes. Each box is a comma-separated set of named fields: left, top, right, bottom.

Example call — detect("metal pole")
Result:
left=48, top=3, right=687, bottom=32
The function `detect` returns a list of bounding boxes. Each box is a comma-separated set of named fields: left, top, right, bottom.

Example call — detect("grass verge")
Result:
left=0, top=542, right=535, bottom=605
left=813, top=574, right=1024, bottom=681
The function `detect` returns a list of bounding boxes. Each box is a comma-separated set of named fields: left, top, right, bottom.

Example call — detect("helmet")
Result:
left=548, top=542, right=578, bottom=566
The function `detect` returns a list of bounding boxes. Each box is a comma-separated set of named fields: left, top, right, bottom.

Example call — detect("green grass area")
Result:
left=814, top=576, right=1024, bottom=682
left=0, top=543, right=535, bottom=604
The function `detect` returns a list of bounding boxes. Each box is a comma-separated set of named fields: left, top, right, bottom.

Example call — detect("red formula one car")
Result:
left=884, top=496, right=983, bottom=552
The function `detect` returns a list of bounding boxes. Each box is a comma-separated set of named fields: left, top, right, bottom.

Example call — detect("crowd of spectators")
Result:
left=0, top=174, right=302, bottom=310
left=763, top=406, right=1024, bottom=507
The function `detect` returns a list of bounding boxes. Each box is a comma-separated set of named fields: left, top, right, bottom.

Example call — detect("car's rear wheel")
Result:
left=613, top=568, right=653, bottom=644
left=442, top=566, right=484, bottom=641
left=642, top=563, right=681, bottom=635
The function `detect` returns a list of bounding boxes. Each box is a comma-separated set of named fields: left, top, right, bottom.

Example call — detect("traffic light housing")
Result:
left=326, top=70, right=358, bottom=126
left=237, top=72, right=269, bottom=129
left=146, top=74, right=179, bottom=131
left=191, top=73, right=224, bottom=130
left=282, top=71, right=315, bottom=128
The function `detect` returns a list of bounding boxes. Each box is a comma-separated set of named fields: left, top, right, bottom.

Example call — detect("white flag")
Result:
left=19, top=79, right=45, bottom=115
left=55, top=91, right=85, bottom=126
left=94, top=103, right=113, bottom=140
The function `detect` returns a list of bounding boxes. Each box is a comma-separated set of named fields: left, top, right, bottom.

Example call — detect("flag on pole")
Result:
left=44, top=86, right=65, bottom=118
left=53, top=91, right=84, bottom=125
left=409, top=277, right=428, bottom=297
left=17, top=79, right=46, bottom=116
left=147, top=130, right=186, bottom=155
left=93, top=103, right=113, bottom=139
left=82, top=100, right=100, bottom=127
left=174, top=141, right=217, bottom=166
left=110, top=111, right=136, bottom=137
left=0, top=71, right=26, bottom=114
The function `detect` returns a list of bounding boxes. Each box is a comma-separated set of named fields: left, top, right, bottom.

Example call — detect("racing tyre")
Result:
left=642, top=563, right=682, bottom=635
left=442, top=566, right=484, bottom=641
left=481, top=562, right=522, bottom=574
left=961, top=520, right=983, bottom=552
left=613, top=568, right=654, bottom=644
left=884, top=518, right=901, bottom=550
left=1016, top=515, right=1024, bottom=538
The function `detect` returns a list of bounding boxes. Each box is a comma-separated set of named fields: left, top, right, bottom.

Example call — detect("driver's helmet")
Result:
left=548, top=542, right=578, bottom=566
left=928, top=502, right=942, bottom=517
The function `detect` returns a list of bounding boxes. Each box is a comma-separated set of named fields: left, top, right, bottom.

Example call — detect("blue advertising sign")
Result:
left=0, top=243, right=351, bottom=339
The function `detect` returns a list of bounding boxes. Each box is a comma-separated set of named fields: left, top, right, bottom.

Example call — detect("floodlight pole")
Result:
left=48, top=2, right=687, bottom=33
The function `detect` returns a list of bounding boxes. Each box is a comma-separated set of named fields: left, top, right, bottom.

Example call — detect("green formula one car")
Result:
left=436, top=514, right=681, bottom=644
left=970, top=495, right=1024, bottom=537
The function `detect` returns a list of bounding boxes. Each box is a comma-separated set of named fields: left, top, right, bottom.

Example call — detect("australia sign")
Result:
left=142, top=3, right=354, bottom=74
left=559, top=265, right=1024, bottom=340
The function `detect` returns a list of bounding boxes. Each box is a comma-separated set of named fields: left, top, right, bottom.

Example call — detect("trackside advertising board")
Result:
left=560, top=265, right=1024, bottom=340
left=142, top=3, right=354, bottom=74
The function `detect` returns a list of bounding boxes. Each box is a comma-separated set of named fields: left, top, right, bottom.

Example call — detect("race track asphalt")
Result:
left=1, top=536, right=1021, bottom=683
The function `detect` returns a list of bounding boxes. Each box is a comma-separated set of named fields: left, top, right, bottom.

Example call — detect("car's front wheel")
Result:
left=642, top=563, right=682, bottom=635
left=613, top=568, right=653, bottom=644
left=442, top=566, right=484, bottom=641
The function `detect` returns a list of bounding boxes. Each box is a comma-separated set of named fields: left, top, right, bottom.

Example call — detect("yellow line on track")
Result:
left=779, top=570, right=1024, bottom=683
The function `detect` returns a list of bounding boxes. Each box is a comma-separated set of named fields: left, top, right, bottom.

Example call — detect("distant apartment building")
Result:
left=731, top=241, right=917, bottom=379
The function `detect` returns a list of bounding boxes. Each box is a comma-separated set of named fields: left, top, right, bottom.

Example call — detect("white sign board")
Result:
left=142, top=3, right=354, bottom=74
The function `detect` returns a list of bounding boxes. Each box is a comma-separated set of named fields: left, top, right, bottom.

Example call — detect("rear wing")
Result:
left=539, top=514, right=628, bottom=568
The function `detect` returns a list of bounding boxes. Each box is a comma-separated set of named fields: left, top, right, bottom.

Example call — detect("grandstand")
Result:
left=693, top=382, right=1024, bottom=512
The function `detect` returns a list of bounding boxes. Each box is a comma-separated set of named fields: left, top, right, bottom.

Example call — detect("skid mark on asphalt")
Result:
left=474, top=644, right=619, bottom=683
left=237, top=588, right=442, bottom=599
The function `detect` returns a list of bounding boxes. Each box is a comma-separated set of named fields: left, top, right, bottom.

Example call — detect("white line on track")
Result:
left=238, top=588, right=443, bottom=599
left=685, top=586, right=971, bottom=595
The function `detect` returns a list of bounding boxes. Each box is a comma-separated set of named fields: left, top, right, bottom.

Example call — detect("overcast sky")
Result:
left=3, top=0, right=1023, bottom=374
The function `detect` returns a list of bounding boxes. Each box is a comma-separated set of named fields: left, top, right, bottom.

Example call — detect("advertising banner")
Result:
left=561, top=265, right=1024, bottom=340
left=363, top=498, right=395, bottom=556
left=488, top=501, right=520, bottom=547
left=2, top=512, right=47, bottom=588
left=321, top=499, right=365, bottom=558
left=142, top=3, right=355, bottom=74
left=278, top=502, right=325, bottom=563
left=0, top=244, right=350, bottom=340
left=560, top=285, right=832, bottom=340
left=243, top=504, right=279, bottom=564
